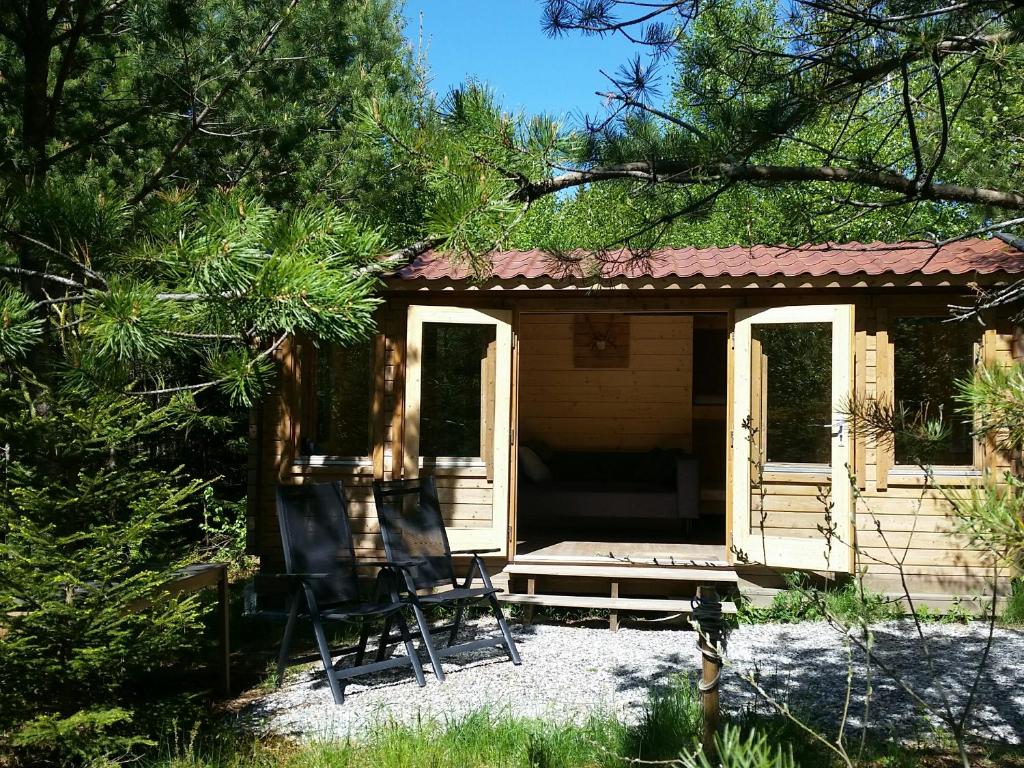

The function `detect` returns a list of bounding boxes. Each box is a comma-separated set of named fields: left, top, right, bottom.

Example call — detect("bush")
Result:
left=1002, top=578, right=1024, bottom=625
left=740, top=576, right=902, bottom=625
left=0, top=383, right=208, bottom=765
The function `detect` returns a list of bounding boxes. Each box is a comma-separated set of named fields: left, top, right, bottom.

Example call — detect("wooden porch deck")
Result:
left=501, top=539, right=737, bottom=630
left=514, top=539, right=729, bottom=566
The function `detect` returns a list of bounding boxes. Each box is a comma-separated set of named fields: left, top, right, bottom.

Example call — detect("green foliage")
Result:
left=681, top=724, right=798, bottom=768
left=0, top=284, right=43, bottom=362
left=949, top=478, right=1024, bottom=564
left=148, top=677, right=708, bottom=768
left=958, top=363, right=1024, bottom=452
left=739, top=578, right=902, bottom=625
left=625, top=673, right=704, bottom=761
left=1001, top=578, right=1024, bottom=625
left=0, top=382, right=208, bottom=764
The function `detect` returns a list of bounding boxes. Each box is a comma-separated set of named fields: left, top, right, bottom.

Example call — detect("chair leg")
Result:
left=275, top=591, right=301, bottom=687
left=448, top=604, right=465, bottom=647
left=310, top=613, right=345, bottom=704
left=411, top=602, right=446, bottom=682
left=488, top=593, right=522, bottom=665
left=355, top=619, right=371, bottom=667
left=394, top=610, right=427, bottom=687
left=374, top=615, right=394, bottom=662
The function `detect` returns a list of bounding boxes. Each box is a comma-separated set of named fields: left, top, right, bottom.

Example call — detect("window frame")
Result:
left=297, top=339, right=376, bottom=463
left=885, top=311, right=983, bottom=477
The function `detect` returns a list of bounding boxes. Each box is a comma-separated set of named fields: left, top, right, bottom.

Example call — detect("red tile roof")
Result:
left=394, top=239, right=1024, bottom=282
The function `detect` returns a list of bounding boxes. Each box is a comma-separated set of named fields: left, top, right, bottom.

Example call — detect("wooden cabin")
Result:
left=250, top=239, right=1024, bottom=613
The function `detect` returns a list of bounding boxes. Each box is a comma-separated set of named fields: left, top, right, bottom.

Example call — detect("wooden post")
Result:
left=609, top=581, right=619, bottom=632
left=523, top=577, right=536, bottom=626
left=695, top=585, right=722, bottom=756
left=217, top=564, right=231, bottom=696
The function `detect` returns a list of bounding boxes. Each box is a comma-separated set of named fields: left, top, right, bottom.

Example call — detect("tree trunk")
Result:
left=21, top=0, right=53, bottom=184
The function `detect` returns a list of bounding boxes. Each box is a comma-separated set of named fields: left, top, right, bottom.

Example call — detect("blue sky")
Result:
left=401, top=1, right=655, bottom=125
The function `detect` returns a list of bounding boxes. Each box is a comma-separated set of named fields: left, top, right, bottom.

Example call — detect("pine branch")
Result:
left=515, top=162, right=1024, bottom=211
left=129, top=0, right=304, bottom=205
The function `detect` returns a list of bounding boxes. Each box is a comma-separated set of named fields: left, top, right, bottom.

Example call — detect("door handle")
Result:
left=818, top=418, right=845, bottom=446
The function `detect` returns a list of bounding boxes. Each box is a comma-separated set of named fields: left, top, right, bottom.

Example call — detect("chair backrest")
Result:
left=276, top=482, right=360, bottom=606
left=372, top=477, right=454, bottom=590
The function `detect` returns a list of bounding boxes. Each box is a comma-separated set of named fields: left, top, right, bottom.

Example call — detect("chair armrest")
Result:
left=450, top=548, right=500, bottom=556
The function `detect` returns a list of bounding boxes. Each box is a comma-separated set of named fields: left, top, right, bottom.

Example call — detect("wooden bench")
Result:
left=129, top=563, right=231, bottom=695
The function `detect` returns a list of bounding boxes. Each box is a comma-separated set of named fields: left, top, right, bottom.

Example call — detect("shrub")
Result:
left=0, top=382, right=207, bottom=765
left=740, top=576, right=902, bottom=625
left=1002, top=578, right=1024, bottom=625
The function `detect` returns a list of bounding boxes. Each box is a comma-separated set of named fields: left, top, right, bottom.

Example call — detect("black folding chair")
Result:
left=372, top=477, right=522, bottom=681
left=274, top=481, right=426, bottom=704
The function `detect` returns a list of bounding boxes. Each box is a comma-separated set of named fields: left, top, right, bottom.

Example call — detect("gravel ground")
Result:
left=249, top=619, right=1024, bottom=744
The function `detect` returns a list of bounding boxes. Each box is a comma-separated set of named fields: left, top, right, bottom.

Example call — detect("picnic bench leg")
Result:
left=217, top=565, right=231, bottom=696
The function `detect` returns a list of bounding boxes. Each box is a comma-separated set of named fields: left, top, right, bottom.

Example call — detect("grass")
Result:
left=145, top=669, right=1024, bottom=768
left=150, top=676, right=705, bottom=768
left=738, top=578, right=903, bottom=625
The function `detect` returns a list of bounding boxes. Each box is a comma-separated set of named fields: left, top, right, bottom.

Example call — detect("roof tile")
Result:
left=393, top=239, right=1024, bottom=282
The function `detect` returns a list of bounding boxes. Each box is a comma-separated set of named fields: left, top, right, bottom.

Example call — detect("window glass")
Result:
left=756, top=323, right=832, bottom=464
left=420, top=323, right=495, bottom=458
left=694, top=326, right=728, bottom=403
left=306, top=341, right=372, bottom=456
left=892, top=317, right=976, bottom=465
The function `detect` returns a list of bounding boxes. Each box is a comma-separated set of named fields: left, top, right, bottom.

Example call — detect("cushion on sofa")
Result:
left=518, top=445, right=553, bottom=483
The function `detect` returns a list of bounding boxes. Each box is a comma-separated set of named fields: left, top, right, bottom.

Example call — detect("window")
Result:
left=892, top=317, right=977, bottom=466
left=303, top=340, right=373, bottom=456
left=756, top=322, right=832, bottom=465
left=420, top=322, right=496, bottom=458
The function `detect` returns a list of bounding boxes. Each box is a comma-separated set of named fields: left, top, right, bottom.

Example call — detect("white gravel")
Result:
left=248, top=619, right=1024, bottom=744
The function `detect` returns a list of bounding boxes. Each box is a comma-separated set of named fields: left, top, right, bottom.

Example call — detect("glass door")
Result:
left=730, top=305, right=854, bottom=571
left=404, top=306, right=513, bottom=552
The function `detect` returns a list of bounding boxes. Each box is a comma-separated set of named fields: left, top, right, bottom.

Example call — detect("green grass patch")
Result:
left=738, top=577, right=903, bottom=625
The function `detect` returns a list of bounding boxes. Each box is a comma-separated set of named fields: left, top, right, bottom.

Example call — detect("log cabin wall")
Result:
left=517, top=313, right=694, bottom=451
left=251, top=287, right=1019, bottom=597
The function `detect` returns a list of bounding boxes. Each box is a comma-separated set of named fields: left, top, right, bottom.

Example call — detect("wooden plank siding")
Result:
left=251, top=289, right=1019, bottom=599
left=518, top=313, right=694, bottom=451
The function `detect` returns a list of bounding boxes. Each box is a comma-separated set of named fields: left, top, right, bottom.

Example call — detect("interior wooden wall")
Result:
left=517, top=313, right=694, bottom=451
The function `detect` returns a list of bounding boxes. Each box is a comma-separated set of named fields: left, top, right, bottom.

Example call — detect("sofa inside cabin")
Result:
left=516, top=444, right=700, bottom=536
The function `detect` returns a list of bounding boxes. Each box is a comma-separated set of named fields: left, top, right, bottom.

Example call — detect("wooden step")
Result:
left=499, top=592, right=738, bottom=614
left=503, top=563, right=739, bottom=583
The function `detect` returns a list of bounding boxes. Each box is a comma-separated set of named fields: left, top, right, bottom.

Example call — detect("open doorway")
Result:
left=514, top=312, right=728, bottom=563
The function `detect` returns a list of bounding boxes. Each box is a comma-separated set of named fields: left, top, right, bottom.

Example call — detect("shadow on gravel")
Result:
left=607, top=623, right=1024, bottom=745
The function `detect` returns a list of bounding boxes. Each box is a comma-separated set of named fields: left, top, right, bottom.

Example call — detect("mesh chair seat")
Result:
left=416, top=586, right=498, bottom=604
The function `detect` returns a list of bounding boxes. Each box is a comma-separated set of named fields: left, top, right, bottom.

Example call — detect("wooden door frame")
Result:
left=404, top=304, right=514, bottom=553
left=729, top=304, right=855, bottom=572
